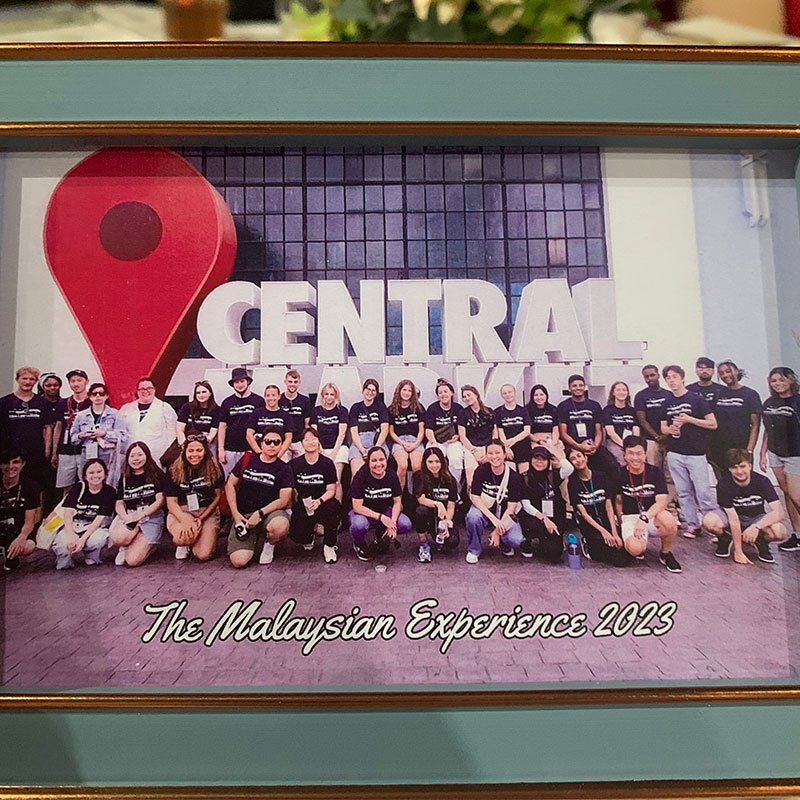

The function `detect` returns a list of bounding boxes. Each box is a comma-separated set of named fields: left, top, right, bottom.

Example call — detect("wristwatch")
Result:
left=258, top=509, right=266, bottom=521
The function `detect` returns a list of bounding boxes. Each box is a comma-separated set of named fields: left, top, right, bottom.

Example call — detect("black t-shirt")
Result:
left=615, top=464, right=667, bottom=515
left=687, top=381, right=723, bottom=408
left=470, top=463, right=524, bottom=516
left=64, top=482, right=116, bottom=527
left=602, top=405, right=637, bottom=439
left=461, top=407, right=496, bottom=447
left=525, top=467, right=563, bottom=509
left=714, top=386, right=761, bottom=450
left=279, top=393, right=312, bottom=431
left=310, top=405, right=348, bottom=450
left=55, top=396, right=90, bottom=455
left=633, top=387, right=671, bottom=440
left=0, top=476, right=40, bottom=531
left=557, top=397, right=603, bottom=443
left=232, top=455, right=293, bottom=515
left=663, top=391, right=712, bottom=456
left=349, top=467, right=402, bottom=514
left=527, top=402, right=558, bottom=436
left=0, top=393, right=49, bottom=463
left=412, top=471, right=458, bottom=505
left=762, top=395, right=800, bottom=457
left=495, top=405, right=531, bottom=440
left=290, top=454, right=337, bottom=499
left=424, top=402, right=464, bottom=443
left=246, top=407, right=294, bottom=441
left=163, top=468, right=224, bottom=508
left=219, top=393, right=266, bottom=453
left=568, top=470, right=613, bottom=525
left=717, top=472, right=778, bottom=520
left=116, top=471, right=163, bottom=511
left=390, top=406, right=424, bottom=438
left=349, top=401, right=389, bottom=434
left=177, top=402, right=221, bottom=435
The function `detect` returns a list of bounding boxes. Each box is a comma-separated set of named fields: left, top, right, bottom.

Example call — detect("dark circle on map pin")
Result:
left=99, top=201, right=163, bottom=261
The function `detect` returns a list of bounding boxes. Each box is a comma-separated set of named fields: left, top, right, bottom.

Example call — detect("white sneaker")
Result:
left=466, top=552, right=479, bottom=564
left=259, top=541, right=275, bottom=565
left=323, top=544, right=338, bottom=563
left=84, top=558, right=98, bottom=566
left=175, top=546, right=190, bottom=560
left=302, top=539, right=315, bottom=551
left=114, top=546, right=127, bottom=566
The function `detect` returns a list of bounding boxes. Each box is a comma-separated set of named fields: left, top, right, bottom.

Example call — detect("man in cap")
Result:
left=52, top=369, right=90, bottom=496
left=217, top=367, right=266, bottom=479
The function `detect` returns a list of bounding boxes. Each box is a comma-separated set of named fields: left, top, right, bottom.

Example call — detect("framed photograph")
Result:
left=0, top=42, right=799, bottom=796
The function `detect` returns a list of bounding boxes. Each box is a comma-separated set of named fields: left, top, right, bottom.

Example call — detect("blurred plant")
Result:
left=280, top=0, right=660, bottom=42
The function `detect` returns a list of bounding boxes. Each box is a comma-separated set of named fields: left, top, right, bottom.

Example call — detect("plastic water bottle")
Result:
left=567, top=533, right=581, bottom=569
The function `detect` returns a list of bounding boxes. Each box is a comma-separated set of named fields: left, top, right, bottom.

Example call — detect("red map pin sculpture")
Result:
left=44, top=147, right=237, bottom=403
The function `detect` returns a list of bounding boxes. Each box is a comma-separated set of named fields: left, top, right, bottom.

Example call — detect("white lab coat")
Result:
left=117, top=397, right=178, bottom=463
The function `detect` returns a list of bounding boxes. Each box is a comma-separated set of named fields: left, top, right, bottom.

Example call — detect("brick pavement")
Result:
left=2, top=528, right=798, bottom=688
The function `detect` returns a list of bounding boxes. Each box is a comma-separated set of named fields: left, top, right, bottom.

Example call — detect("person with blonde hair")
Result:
left=311, top=382, right=349, bottom=501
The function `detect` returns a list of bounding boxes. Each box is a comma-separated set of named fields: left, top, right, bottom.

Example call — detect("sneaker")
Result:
left=778, top=533, right=800, bottom=552
left=175, top=546, right=190, bottom=560
left=635, top=553, right=645, bottom=561
left=84, top=558, right=98, bottom=566
left=259, top=541, right=275, bottom=565
left=520, top=549, right=533, bottom=559
left=579, top=536, right=591, bottom=559
left=2, top=556, right=20, bottom=571
left=756, top=533, right=775, bottom=564
left=418, top=544, right=431, bottom=563
left=352, top=543, right=372, bottom=562
left=302, top=539, right=315, bottom=552
left=114, top=546, right=128, bottom=566
left=501, top=546, right=515, bottom=557
left=682, top=528, right=698, bottom=539
left=714, top=532, right=732, bottom=558
left=659, top=551, right=682, bottom=573
left=465, top=551, right=479, bottom=564
left=323, top=544, right=338, bottom=563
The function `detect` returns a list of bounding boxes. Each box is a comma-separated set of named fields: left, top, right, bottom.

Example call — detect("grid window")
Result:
left=180, top=145, right=608, bottom=357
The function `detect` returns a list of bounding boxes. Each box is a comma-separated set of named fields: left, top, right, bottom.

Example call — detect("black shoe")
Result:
left=352, top=543, right=372, bottom=562
left=715, top=532, right=732, bottom=558
left=756, top=532, right=775, bottom=564
left=659, top=551, right=682, bottom=573
left=2, top=556, right=20, bottom=571
left=778, top=533, right=800, bottom=552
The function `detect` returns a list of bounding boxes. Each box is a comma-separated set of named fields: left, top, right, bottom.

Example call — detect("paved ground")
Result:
left=2, top=526, right=798, bottom=688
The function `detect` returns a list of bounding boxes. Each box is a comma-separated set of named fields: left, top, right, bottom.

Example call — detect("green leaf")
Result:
left=331, top=0, right=374, bottom=23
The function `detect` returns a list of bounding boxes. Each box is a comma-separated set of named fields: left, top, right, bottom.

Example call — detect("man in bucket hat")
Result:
left=217, top=368, right=265, bottom=479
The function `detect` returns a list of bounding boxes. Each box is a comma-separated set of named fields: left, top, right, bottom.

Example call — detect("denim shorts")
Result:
left=767, top=451, right=800, bottom=476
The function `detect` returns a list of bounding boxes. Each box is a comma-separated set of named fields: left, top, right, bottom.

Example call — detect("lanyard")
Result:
left=580, top=475, right=599, bottom=519
left=626, top=468, right=646, bottom=514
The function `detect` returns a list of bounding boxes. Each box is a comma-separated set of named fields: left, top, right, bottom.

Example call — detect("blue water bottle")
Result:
left=567, top=533, right=581, bottom=569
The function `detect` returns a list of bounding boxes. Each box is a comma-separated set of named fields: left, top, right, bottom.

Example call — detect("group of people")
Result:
left=1, top=356, right=799, bottom=574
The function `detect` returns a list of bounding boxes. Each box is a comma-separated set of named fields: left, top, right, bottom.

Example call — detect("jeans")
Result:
left=666, top=451, right=717, bottom=528
left=348, top=508, right=413, bottom=544
left=52, top=526, right=109, bottom=570
left=465, top=506, right=524, bottom=557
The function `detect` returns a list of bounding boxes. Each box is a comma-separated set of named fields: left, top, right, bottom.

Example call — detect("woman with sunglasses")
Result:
left=109, top=441, right=165, bottom=567
left=348, top=378, right=389, bottom=476
left=177, top=381, right=220, bottom=448
left=71, top=382, right=123, bottom=485
left=165, top=434, right=224, bottom=562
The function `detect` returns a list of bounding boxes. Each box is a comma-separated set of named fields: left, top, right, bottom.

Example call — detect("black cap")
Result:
left=531, top=446, right=551, bottom=460
left=66, top=369, right=88, bottom=380
left=228, top=367, right=253, bottom=387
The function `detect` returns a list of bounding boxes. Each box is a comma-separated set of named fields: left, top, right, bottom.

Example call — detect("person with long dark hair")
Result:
left=177, top=380, right=220, bottom=447
left=109, top=441, right=165, bottom=567
left=602, top=381, right=639, bottom=467
left=459, top=384, right=497, bottom=487
left=711, top=360, right=761, bottom=472
left=388, top=379, right=426, bottom=491
left=348, top=378, right=389, bottom=476
left=413, top=446, right=459, bottom=562
left=526, top=384, right=559, bottom=447
left=760, top=366, right=800, bottom=552
left=165, top=435, right=224, bottom=562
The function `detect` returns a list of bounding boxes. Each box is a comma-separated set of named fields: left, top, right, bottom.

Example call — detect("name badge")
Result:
left=85, top=441, right=99, bottom=459
left=186, top=492, right=200, bottom=512
left=541, top=499, right=554, bottom=517
left=575, top=422, right=588, bottom=439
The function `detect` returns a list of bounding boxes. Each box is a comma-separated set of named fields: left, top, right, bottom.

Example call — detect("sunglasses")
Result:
left=263, top=438, right=282, bottom=446
left=90, top=391, right=106, bottom=397
left=186, top=433, right=207, bottom=443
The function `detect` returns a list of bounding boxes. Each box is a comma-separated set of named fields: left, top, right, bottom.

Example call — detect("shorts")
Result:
left=167, top=505, right=221, bottom=535
left=348, top=431, right=388, bottom=461
left=55, top=453, right=82, bottom=488
left=709, top=509, right=766, bottom=531
left=391, top=435, right=424, bottom=455
left=508, top=438, right=531, bottom=464
left=767, top=451, right=800, bottom=476
left=227, top=509, right=290, bottom=554
left=136, top=512, right=165, bottom=544
left=463, top=446, right=487, bottom=472
left=322, top=445, right=349, bottom=464
left=620, top=514, right=658, bottom=541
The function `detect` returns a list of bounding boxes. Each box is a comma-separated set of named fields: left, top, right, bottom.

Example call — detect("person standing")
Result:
left=494, top=383, right=532, bottom=475
left=280, top=370, right=312, bottom=460
left=176, top=381, right=220, bottom=447
left=51, top=369, right=90, bottom=497
left=687, top=356, right=724, bottom=408
left=424, top=379, right=465, bottom=486
left=37, top=373, right=63, bottom=474
left=217, top=367, right=266, bottom=479
left=117, top=377, right=178, bottom=465
left=711, top=361, right=761, bottom=472
left=660, top=364, right=718, bottom=539
left=245, top=385, right=294, bottom=461
left=71, top=383, right=123, bottom=485
left=602, top=381, right=640, bottom=467
left=759, top=366, right=800, bottom=553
